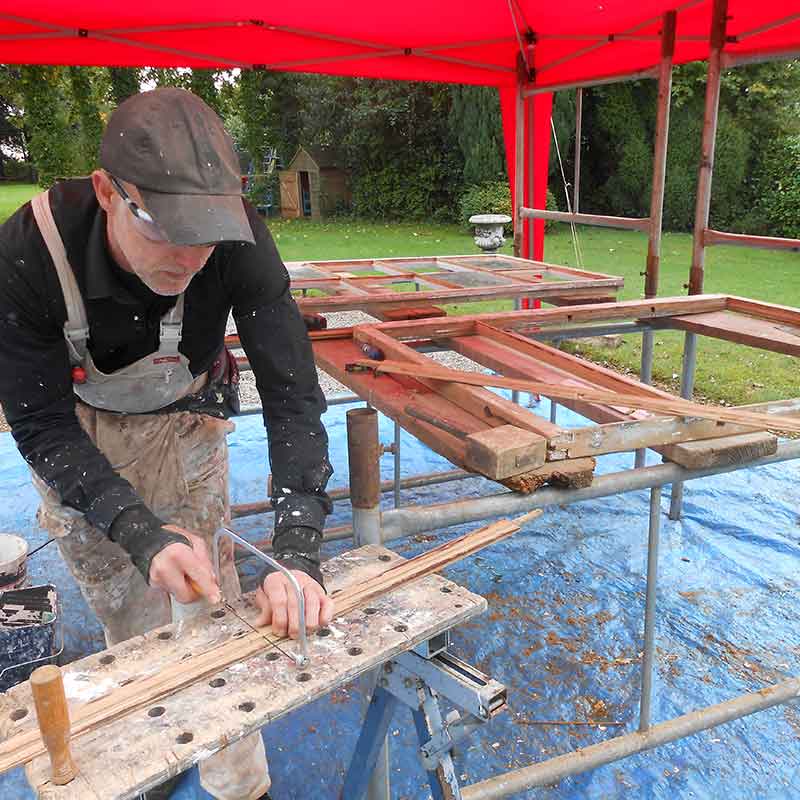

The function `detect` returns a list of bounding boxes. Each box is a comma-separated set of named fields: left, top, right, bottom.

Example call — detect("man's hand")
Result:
left=149, top=527, right=221, bottom=604
left=254, top=570, right=334, bottom=638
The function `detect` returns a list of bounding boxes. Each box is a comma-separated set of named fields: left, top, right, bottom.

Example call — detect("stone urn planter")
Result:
left=469, top=213, right=512, bottom=254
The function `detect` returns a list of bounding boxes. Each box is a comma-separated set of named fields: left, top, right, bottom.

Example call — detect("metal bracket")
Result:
left=342, top=644, right=505, bottom=800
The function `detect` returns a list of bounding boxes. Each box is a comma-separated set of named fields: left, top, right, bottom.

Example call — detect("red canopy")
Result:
left=2, top=1, right=798, bottom=256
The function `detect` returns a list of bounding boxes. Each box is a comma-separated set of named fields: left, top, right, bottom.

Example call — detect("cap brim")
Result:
left=139, top=190, right=256, bottom=246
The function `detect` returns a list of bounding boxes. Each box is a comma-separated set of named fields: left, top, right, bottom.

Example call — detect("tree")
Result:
left=18, top=67, right=74, bottom=187
left=107, top=67, right=140, bottom=106
left=68, top=68, right=104, bottom=172
left=449, top=86, right=505, bottom=186
left=189, top=69, right=221, bottom=114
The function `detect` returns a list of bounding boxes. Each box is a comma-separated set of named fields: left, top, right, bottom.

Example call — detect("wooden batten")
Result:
left=659, top=431, right=778, bottom=469
left=464, top=425, right=547, bottom=479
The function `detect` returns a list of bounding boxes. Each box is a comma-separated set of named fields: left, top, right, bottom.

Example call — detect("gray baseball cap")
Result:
left=100, top=87, right=255, bottom=246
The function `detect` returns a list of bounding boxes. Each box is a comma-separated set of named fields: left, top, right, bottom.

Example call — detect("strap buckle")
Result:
left=160, top=320, right=183, bottom=343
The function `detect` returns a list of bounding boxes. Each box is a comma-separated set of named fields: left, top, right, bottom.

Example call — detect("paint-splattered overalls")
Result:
left=28, top=190, right=270, bottom=800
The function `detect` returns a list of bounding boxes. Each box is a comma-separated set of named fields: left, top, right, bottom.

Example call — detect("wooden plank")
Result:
left=659, top=431, right=778, bottom=469
left=464, top=425, right=547, bottom=479
left=447, top=334, right=634, bottom=426
left=380, top=306, right=447, bottom=322
left=667, top=310, right=800, bottom=357
left=473, top=323, right=679, bottom=400
left=349, top=359, right=800, bottom=434
left=725, top=296, right=800, bottom=328
left=368, top=295, right=730, bottom=341
left=312, top=337, right=476, bottom=468
left=4, top=517, right=540, bottom=791
left=352, top=325, right=561, bottom=439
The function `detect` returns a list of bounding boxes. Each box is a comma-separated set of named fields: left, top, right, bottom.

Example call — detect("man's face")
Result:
left=93, top=171, right=215, bottom=296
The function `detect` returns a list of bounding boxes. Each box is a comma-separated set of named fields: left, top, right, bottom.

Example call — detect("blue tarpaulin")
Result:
left=1, top=397, right=799, bottom=799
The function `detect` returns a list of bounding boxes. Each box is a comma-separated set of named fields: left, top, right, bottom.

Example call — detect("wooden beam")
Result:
left=349, top=359, right=800, bottom=434
left=369, top=295, right=730, bottom=341
left=352, top=325, right=560, bottom=439
left=659, top=431, right=778, bottom=469
left=725, top=296, right=800, bottom=328
left=704, top=229, right=800, bottom=252
left=667, top=310, right=800, bottom=357
left=464, top=425, right=547, bottom=479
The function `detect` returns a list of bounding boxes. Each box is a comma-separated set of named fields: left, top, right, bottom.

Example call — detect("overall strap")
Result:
left=159, top=294, right=184, bottom=356
left=30, top=191, right=89, bottom=363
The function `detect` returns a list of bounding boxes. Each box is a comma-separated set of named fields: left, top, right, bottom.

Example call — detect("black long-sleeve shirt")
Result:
left=0, top=179, right=332, bottom=545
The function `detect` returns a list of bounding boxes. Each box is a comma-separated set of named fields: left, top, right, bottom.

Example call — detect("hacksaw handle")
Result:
left=30, top=665, right=77, bottom=785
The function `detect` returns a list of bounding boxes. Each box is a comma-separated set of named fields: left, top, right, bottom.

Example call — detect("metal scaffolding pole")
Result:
left=637, top=11, right=676, bottom=469
left=668, top=330, right=698, bottom=519
left=380, top=439, right=800, bottom=541
left=346, top=408, right=389, bottom=800
left=639, top=486, right=662, bottom=731
left=393, top=421, right=402, bottom=508
left=461, top=674, right=800, bottom=799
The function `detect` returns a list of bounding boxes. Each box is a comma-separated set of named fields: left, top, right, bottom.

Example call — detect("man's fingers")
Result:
left=153, top=559, right=195, bottom=603
left=253, top=586, right=272, bottom=628
left=184, top=568, right=221, bottom=605
left=266, top=579, right=289, bottom=637
left=303, top=585, right=321, bottom=632
left=286, top=579, right=301, bottom=638
left=319, top=595, right=335, bottom=628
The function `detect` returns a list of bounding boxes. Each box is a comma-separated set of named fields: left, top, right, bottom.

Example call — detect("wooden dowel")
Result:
left=29, top=666, right=77, bottom=785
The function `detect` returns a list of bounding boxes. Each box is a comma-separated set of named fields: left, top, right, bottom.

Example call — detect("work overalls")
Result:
left=28, top=191, right=270, bottom=800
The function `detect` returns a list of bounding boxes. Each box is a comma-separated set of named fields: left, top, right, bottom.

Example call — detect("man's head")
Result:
left=92, top=88, right=254, bottom=296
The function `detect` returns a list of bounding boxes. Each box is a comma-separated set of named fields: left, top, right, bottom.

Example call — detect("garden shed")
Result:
left=278, top=146, right=350, bottom=219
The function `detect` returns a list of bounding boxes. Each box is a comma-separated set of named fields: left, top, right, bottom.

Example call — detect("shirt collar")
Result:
left=84, top=208, right=140, bottom=306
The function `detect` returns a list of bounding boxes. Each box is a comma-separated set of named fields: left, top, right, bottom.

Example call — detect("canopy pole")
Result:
left=526, top=94, right=535, bottom=259
left=637, top=11, right=676, bottom=468
left=644, top=11, right=676, bottom=302
left=573, top=88, right=582, bottom=214
left=688, top=0, right=728, bottom=296
left=513, top=81, right=525, bottom=258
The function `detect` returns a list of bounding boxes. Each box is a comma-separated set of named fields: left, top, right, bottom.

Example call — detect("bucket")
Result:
left=0, top=533, right=28, bottom=591
left=0, top=584, right=59, bottom=692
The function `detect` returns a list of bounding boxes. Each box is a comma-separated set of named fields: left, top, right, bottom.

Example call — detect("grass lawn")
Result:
left=2, top=185, right=797, bottom=406
left=0, top=183, right=38, bottom=222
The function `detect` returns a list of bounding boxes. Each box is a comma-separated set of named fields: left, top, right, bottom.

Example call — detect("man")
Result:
left=0, top=88, right=334, bottom=800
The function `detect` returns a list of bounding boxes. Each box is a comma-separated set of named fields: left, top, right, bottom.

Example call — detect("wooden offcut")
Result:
left=659, top=431, right=778, bottom=469
left=464, top=425, right=547, bottom=479
left=502, top=457, right=596, bottom=494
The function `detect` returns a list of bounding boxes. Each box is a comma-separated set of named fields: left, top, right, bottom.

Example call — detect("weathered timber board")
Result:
left=4, top=545, right=486, bottom=800
left=664, top=310, right=800, bottom=357
left=284, top=254, right=623, bottom=315
left=659, top=431, right=778, bottom=469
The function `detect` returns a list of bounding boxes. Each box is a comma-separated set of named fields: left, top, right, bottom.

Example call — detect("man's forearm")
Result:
left=13, top=403, right=143, bottom=533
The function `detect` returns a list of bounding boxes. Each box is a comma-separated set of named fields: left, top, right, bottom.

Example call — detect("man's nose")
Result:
left=173, top=247, right=211, bottom=271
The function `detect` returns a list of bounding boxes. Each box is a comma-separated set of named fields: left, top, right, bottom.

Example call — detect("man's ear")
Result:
left=91, top=170, right=114, bottom=213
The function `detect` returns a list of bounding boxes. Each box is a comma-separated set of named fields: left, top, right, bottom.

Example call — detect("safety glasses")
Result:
left=108, top=174, right=170, bottom=243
